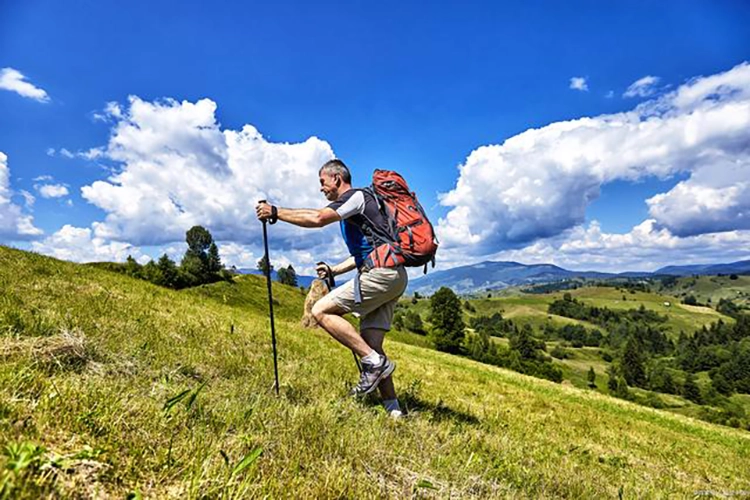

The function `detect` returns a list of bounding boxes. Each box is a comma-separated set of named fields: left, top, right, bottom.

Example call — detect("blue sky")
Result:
left=1, top=0, right=750, bottom=273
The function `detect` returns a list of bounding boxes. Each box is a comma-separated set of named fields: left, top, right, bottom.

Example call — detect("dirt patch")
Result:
left=676, top=304, right=718, bottom=315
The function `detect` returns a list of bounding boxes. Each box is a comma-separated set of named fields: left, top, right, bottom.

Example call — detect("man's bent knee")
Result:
left=311, top=296, right=346, bottom=324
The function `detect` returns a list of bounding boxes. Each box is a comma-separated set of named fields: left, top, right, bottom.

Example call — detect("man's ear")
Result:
left=334, top=174, right=342, bottom=188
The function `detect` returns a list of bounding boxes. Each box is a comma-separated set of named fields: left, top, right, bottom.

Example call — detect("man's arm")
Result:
left=316, top=256, right=356, bottom=280
left=256, top=202, right=340, bottom=228
left=330, top=256, right=356, bottom=276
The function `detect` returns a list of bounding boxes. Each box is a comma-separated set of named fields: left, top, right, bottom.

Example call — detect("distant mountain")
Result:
left=408, top=261, right=616, bottom=295
left=654, top=260, right=750, bottom=277
left=408, top=258, right=749, bottom=295
left=236, top=268, right=316, bottom=287
left=234, top=257, right=750, bottom=295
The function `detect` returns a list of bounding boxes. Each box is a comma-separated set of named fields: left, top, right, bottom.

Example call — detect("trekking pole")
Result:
left=352, top=350, right=362, bottom=373
left=260, top=200, right=280, bottom=396
left=317, top=261, right=362, bottom=374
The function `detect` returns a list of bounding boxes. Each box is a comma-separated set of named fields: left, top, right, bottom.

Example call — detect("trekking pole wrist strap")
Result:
left=316, top=261, right=335, bottom=289
left=269, top=205, right=278, bottom=225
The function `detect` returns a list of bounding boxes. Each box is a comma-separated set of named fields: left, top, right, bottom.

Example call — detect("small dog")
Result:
left=301, top=279, right=329, bottom=328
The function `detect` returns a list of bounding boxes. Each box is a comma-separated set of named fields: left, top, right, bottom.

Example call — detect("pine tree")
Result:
left=156, top=254, right=179, bottom=288
left=428, top=287, right=465, bottom=353
left=181, top=226, right=220, bottom=284
left=141, top=260, right=161, bottom=284
left=286, top=265, right=298, bottom=287
left=606, top=365, right=630, bottom=398
left=607, top=369, right=619, bottom=394
left=683, top=373, right=703, bottom=404
left=510, top=324, right=539, bottom=361
left=621, top=336, right=646, bottom=387
left=403, top=310, right=425, bottom=334
left=587, top=367, right=596, bottom=388
left=124, top=255, right=141, bottom=277
left=257, top=256, right=273, bottom=276
left=277, top=264, right=298, bottom=287
left=207, top=242, right=222, bottom=273
left=661, top=371, right=676, bottom=394
left=710, top=372, right=733, bottom=396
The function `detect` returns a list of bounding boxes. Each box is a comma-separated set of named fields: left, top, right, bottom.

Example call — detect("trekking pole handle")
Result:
left=257, top=199, right=278, bottom=225
left=316, top=261, right=336, bottom=290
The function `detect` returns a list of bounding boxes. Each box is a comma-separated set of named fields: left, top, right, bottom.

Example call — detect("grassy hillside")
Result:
left=661, top=274, right=750, bottom=308
left=407, top=285, right=732, bottom=337
left=1, top=246, right=749, bottom=498
left=403, top=286, right=749, bottom=422
left=468, top=286, right=732, bottom=335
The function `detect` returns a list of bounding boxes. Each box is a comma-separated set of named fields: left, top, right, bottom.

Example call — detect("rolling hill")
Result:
left=0, top=246, right=748, bottom=498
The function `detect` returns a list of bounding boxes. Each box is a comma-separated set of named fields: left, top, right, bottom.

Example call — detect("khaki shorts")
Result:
left=328, top=266, right=408, bottom=331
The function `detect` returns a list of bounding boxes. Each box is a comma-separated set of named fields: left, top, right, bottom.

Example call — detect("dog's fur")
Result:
left=301, top=279, right=329, bottom=328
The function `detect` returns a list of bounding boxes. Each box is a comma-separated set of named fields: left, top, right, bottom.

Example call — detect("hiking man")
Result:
left=255, top=159, right=407, bottom=417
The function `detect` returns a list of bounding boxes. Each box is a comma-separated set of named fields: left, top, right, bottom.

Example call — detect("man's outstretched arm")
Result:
left=256, top=202, right=340, bottom=228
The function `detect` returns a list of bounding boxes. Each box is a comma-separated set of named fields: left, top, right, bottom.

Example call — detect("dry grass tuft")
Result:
left=1, top=329, right=92, bottom=372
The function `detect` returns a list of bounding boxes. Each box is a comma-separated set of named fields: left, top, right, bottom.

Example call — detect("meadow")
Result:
left=1, top=246, right=749, bottom=498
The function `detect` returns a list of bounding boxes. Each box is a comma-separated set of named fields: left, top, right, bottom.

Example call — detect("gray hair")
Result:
left=319, top=159, right=352, bottom=184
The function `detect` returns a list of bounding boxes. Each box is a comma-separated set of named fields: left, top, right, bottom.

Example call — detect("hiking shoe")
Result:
left=349, top=357, right=396, bottom=397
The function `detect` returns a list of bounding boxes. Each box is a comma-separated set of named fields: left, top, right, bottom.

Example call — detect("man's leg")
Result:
left=311, top=295, right=374, bottom=357
left=361, top=328, right=397, bottom=401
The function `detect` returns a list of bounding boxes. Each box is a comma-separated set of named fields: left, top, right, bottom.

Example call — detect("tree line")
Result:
left=91, top=225, right=304, bottom=290
left=90, top=226, right=229, bottom=289
left=545, top=293, right=750, bottom=429
left=394, top=287, right=563, bottom=383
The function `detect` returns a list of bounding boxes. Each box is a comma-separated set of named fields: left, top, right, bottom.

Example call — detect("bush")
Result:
left=550, top=345, right=569, bottom=359
left=682, top=373, right=703, bottom=404
left=683, top=295, right=698, bottom=306
left=403, top=310, right=425, bottom=335
left=587, top=367, right=596, bottom=388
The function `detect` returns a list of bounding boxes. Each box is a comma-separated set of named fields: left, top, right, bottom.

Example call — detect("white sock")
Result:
left=362, top=351, right=382, bottom=366
left=383, top=399, right=401, bottom=412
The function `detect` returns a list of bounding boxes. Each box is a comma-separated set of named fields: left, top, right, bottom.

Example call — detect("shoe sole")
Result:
left=361, top=360, right=396, bottom=396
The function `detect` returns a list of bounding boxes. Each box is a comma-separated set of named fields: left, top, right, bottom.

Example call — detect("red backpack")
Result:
left=363, top=170, right=438, bottom=272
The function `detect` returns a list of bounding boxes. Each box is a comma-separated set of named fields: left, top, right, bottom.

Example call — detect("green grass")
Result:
left=456, top=286, right=733, bottom=336
left=402, top=287, right=750, bottom=429
left=1, top=246, right=749, bottom=498
left=663, top=275, right=750, bottom=308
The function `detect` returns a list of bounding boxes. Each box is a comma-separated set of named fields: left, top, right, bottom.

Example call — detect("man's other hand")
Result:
left=316, top=262, right=332, bottom=278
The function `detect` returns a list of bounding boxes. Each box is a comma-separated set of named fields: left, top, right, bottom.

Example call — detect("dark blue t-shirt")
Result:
left=327, top=189, right=392, bottom=268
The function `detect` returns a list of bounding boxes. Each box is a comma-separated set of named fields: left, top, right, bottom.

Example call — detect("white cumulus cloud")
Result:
left=31, top=225, right=145, bottom=263
left=569, top=77, right=589, bottom=92
left=623, top=75, right=660, bottom=98
left=483, top=220, right=750, bottom=273
left=79, top=96, right=339, bottom=255
left=0, top=68, right=50, bottom=103
left=0, top=152, right=43, bottom=239
left=438, top=62, right=750, bottom=255
left=36, top=183, right=70, bottom=199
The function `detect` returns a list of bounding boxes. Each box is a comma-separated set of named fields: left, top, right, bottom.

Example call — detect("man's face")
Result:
left=319, top=171, right=341, bottom=201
